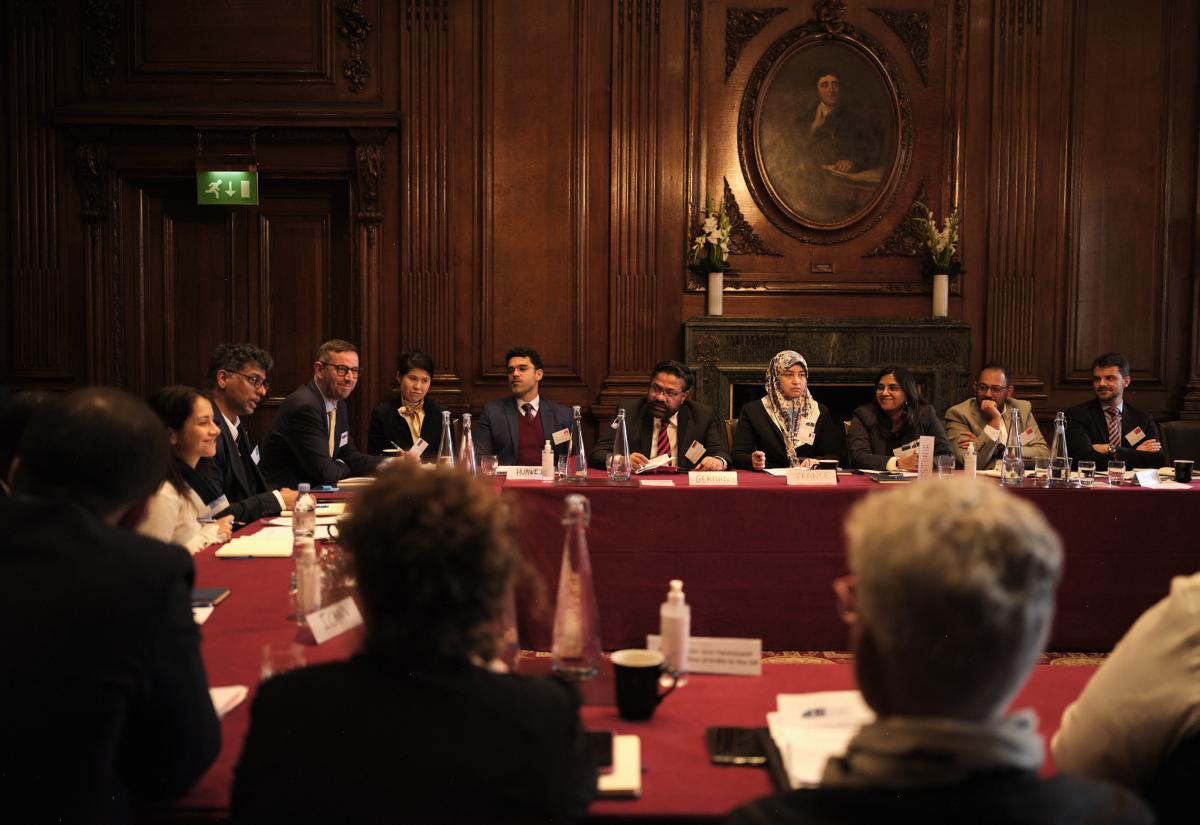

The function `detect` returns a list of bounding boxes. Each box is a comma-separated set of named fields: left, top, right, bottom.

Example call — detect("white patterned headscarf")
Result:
left=764, top=350, right=821, bottom=462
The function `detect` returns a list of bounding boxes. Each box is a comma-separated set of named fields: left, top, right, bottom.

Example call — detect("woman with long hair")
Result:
left=847, top=366, right=953, bottom=471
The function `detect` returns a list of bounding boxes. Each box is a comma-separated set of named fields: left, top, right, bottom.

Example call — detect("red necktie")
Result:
left=656, top=418, right=671, bottom=463
left=1106, top=407, right=1121, bottom=451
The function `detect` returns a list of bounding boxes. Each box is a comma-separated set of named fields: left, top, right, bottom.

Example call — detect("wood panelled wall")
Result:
left=3, top=0, right=1199, bottom=441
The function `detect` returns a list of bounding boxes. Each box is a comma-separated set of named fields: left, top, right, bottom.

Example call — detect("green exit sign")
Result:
left=196, top=170, right=259, bottom=205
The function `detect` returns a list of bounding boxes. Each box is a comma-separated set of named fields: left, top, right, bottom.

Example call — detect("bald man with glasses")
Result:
left=589, top=360, right=730, bottom=472
left=260, top=339, right=383, bottom=488
left=944, top=363, right=1049, bottom=469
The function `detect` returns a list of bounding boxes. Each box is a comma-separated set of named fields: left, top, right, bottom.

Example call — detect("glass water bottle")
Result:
left=566, top=404, right=588, bottom=482
left=551, top=494, right=602, bottom=680
left=1047, top=411, right=1071, bottom=487
left=457, top=412, right=478, bottom=475
left=1001, top=406, right=1024, bottom=487
left=437, top=409, right=455, bottom=467
left=608, top=408, right=632, bottom=481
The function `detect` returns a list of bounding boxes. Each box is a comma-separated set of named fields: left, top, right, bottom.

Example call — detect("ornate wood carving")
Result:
left=724, top=177, right=782, bottom=258
left=724, top=8, right=787, bottom=81
left=868, top=8, right=930, bottom=86
left=610, top=0, right=662, bottom=379
left=400, top=0, right=452, bottom=374
left=862, top=180, right=929, bottom=257
left=336, top=0, right=373, bottom=93
left=84, top=0, right=121, bottom=88
left=354, top=142, right=383, bottom=247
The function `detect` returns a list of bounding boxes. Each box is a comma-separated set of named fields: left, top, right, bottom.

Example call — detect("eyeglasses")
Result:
left=975, top=383, right=1009, bottom=394
left=226, top=369, right=269, bottom=389
left=649, top=383, right=685, bottom=399
left=321, top=362, right=360, bottom=378
left=832, top=574, right=858, bottom=624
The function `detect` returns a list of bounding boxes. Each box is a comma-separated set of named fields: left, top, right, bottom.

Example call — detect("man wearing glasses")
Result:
left=198, top=343, right=298, bottom=524
left=260, top=339, right=383, bottom=487
left=944, top=362, right=1048, bottom=469
left=589, top=360, right=730, bottom=472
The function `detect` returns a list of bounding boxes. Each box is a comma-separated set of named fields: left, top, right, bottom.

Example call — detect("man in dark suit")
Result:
left=259, top=338, right=384, bottom=487
left=1066, top=352, right=1165, bottom=470
left=0, top=388, right=220, bottom=824
left=589, top=360, right=731, bottom=471
left=198, top=343, right=297, bottom=523
left=474, top=346, right=574, bottom=466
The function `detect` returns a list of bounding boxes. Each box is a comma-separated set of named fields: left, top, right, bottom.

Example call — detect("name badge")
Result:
left=408, top=438, right=429, bottom=458
left=1126, top=426, right=1146, bottom=446
left=305, top=596, right=364, bottom=644
left=251, top=445, right=261, bottom=465
left=688, top=471, right=738, bottom=486
left=799, top=420, right=817, bottom=446
left=893, top=438, right=920, bottom=458
left=551, top=428, right=571, bottom=446
left=1020, top=426, right=1037, bottom=446
left=684, top=440, right=707, bottom=464
left=338, top=431, right=349, bottom=448
left=198, top=494, right=230, bottom=522
left=786, top=469, right=837, bottom=486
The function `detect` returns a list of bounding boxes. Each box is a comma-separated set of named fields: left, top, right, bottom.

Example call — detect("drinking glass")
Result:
left=478, top=454, right=498, bottom=478
left=554, top=453, right=568, bottom=481
left=1077, top=460, right=1096, bottom=488
left=606, top=452, right=631, bottom=482
left=935, top=455, right=955, bottom=478
left=1033, top=457, right=1051, bottom=487
left=1107, top=460, right=1125, bottom=486
left=261, top=643, right=306, bottom=681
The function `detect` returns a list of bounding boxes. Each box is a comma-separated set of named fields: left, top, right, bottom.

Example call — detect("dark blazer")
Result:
left=847, top=402, right=954, bottom=470
left=231, top=656, right=596, bottom=824
left=197, top=404, right=281, bottom=523
left=1066, top=398, right=1166, bottom=470
left=724, top=769, right=1152, bottom=825
left=474, top=395, right=575, bottom=465
left=366, top=396, right=445, bottom=459
left=732, top=398, right=847, bottom=470
left=259, top=381, right=383, bottom=488
left=589, top=396, right=732, bottom=470
left=0, top=495, right=220, bottom=824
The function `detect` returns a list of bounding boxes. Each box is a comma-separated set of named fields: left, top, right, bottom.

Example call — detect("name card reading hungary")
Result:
left=645, top=634, right=762, bottom=675
left=688, top=470, right=738, bottom=486
left=305, top=596, right=364, bottom=644
left=786, top=469, right=837, bottom=486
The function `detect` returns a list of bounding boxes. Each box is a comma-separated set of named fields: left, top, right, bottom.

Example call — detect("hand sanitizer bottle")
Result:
left=963, top=441, right=977, bottom=479
left=660, top=579, right=690, bottom=686
left=541, top=439, right=555, bottom=484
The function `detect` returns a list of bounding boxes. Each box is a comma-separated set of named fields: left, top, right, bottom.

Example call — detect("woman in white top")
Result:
left=139, top=385, right=233, bottom=554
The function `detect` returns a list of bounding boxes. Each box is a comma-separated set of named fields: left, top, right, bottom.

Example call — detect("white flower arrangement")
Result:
left=689, top=196, right=732, bottom=273
left=914, top=201, right=962, bottom=275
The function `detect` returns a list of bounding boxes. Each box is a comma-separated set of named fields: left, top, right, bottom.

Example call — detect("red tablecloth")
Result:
left=506, top=471, right=1200, bottom=652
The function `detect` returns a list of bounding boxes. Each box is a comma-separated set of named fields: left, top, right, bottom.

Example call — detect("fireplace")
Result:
left=684, top=317, right=972, bottom=423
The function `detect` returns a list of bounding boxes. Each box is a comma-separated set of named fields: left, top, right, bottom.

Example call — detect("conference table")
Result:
left=167, top=468, right=1197, bottom=822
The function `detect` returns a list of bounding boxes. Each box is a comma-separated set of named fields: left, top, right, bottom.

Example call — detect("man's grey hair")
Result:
left=845, top=479, right=1063, bottom=716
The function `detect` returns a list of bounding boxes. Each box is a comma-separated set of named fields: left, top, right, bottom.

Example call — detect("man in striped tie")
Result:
left=1065, top=352, right=1165, bottom=470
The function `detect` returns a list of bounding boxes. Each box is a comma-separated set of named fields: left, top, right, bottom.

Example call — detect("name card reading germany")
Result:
left=645, top=634, right=762, bottom=676
left=305, top=596, right=364, bottom=645
left=786, top=468, right=837, bottom=486
left=688, top=471, right=738, bottom=487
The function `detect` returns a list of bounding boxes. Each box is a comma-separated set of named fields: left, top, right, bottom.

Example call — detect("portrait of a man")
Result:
left=755, top=41, right=898, bottom=227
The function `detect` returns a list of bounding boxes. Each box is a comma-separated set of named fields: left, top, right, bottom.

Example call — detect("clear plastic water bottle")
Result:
left=608, top=408, right=632, bottom=481
left=437, top=409, right=455, bottom=467
left=292, top=483, right=320, bottom=624
left=566, top=404, right=588, bottom=483
left=457, top=412, right=478, bottom=475
left=552, top=494, right=602, bottom=680
left=1001, top=407, right=1024, bottom=487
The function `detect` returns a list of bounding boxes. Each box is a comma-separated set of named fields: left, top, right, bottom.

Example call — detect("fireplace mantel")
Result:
left=684, top=317, right=972, bottom=422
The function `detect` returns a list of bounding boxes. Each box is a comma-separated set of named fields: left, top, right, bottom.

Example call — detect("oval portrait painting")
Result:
left=754, top=39, right=899, bottom=228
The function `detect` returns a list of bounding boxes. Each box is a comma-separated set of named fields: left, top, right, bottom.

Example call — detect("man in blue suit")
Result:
left=474, top=346, right=574, bottom=466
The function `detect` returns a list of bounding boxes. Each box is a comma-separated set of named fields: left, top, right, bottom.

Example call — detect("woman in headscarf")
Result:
left=732, top=350, right=846, bottom=470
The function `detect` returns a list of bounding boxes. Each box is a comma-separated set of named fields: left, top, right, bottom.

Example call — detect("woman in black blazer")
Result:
left=367, top=349, right=445, bottom=459
left=733, top=350, right=846, bottom=470
left=847, top=365, right=954, bottom=470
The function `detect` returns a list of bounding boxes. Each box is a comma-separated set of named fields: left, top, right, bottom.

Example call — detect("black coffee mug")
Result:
left=612, top=649, right=677, bottom=721
left=1176, top=460, right=1194, bottom=484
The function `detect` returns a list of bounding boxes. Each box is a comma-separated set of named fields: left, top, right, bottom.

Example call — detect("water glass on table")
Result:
left=478, top=454, right=498, bottom=478
left=1033, top=457, right=1051, bottom=487
left=1107, top=460, right=1125, bottom=486
left=1077, top=460, right=1096, bottom=488
left=935, top=454, right=955, bottom=478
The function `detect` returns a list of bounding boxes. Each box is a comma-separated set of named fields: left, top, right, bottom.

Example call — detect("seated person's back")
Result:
left=232, top=461, right=596, bottom=823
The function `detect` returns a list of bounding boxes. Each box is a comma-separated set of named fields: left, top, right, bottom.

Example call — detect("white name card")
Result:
left=786, top=469, right=838, bottom=486
left=503, top=466, right=544, bottom=479
left=688, top=471, right=738, bottom=486
left=305, top=596, right=364, bottom=644
left=646, top=634, right=762, bottom=676
left=916, top=435, right=935, bottom=479
left=1135, top=469, right=1161, bottom=488
left=639, top=479, right=675, bottom=487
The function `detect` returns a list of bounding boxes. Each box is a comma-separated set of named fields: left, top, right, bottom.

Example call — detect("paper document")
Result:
left=768, top=691, right=874, bottom=789
left=636, top=453, right=672, bottom=473
left=267, top=515, right=341, bottom=527
left=192, top=605, right=214, bottom=625
left=216, top=525, right=337, bottom=558
left=209, top=685, right=248, bottom=718
left=597, top=735, right=641, bottom=798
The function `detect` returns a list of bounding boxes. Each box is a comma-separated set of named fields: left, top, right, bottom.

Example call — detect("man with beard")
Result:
left=944, top=362, right=1049, bottom=469
left=1065, top=352, right=1164, bottom=470
left=474, top=346, right=574, bottom=466
left=590, top=360, right=730, bottom=471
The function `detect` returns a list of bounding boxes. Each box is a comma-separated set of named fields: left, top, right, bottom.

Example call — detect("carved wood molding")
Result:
left=868, top=8, right=930, bottom=86
left=725, top=8, right=787, bottom=81
left=353, top=139, right=384, bottom=246
left=724, top=177, right=783, bottom=258
left=862, top=179, right=929, bottom=257
left=83, top=0, right=121, bottom=88
left=336, top=0, right=373, bottom=93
